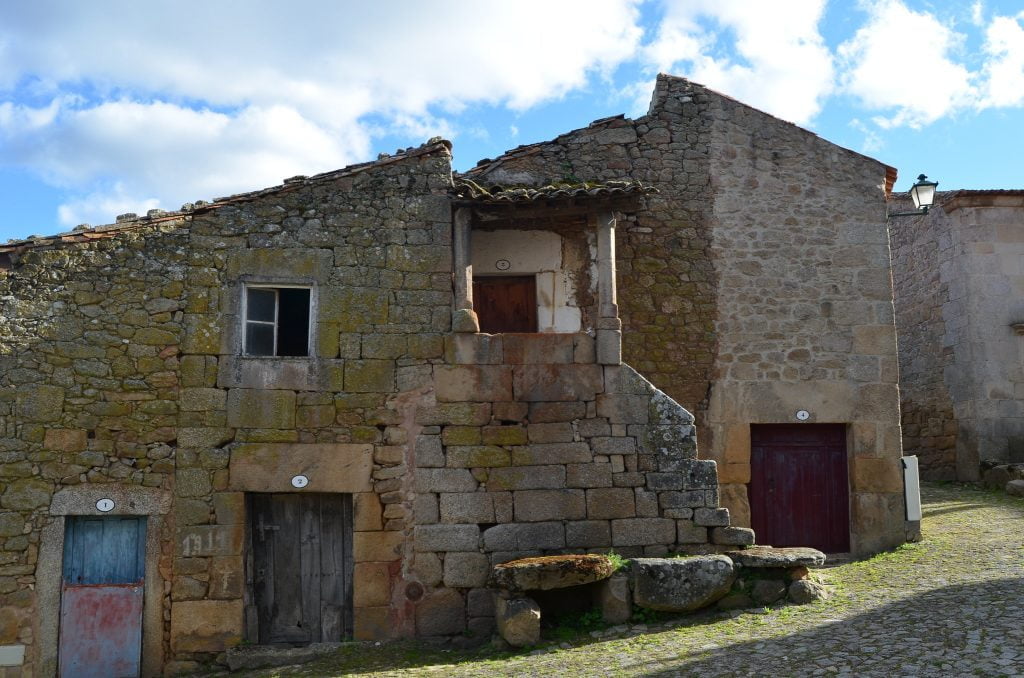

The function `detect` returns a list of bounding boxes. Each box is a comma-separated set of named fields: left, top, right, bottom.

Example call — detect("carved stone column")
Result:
left=452, top=207, right=479, bottom=332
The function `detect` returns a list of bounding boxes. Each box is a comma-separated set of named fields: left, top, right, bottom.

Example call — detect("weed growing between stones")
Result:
left=605, top=550, right=629, bottom=572
left=630, top=606, right=673, bottom=625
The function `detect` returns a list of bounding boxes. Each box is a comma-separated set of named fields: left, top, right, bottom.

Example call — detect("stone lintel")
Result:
left=229, top=443, right=373, bottom=492
left=50, top=485, right=172, bottom=516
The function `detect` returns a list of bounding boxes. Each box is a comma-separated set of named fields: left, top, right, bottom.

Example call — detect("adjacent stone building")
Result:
left=0, top=74, right=908, bottom=675
left=891, top=189, right=1024, bottom=480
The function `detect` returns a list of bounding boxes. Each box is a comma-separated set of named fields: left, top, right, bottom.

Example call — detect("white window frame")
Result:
left=242, top=283, right=313, bottom=357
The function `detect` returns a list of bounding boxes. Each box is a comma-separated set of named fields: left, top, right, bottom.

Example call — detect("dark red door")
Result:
left=473, top=276, right=537, bottom=333
left=750, top=424, right=850, bottom=553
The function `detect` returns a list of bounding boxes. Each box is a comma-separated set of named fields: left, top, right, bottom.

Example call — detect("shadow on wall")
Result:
left=638, top=576, right=1024, bottom=676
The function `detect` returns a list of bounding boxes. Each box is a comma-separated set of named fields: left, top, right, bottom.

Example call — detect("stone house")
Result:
left=0, top=74, right=907, bottom=676
left=464, top=75, right=907, bottom=555
left=890, top=189, right=1024, bottom=480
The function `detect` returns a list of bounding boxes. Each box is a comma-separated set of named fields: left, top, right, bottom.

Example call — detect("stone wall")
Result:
left=891, top=192, right=1024, bottom=480
left=0, top=135, right=736, bottom=673
left=889, top=194, right=959, bottom=480
left=0, top=74, right=913, bottom=674
left=405, top=333, right=743, bottom=639
left=467, top=75, right=906, bottom=555
left=466, top=78, right=717, bottom=430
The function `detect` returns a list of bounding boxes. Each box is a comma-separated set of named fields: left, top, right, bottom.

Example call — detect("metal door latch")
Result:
left=257, top=514, right=280, bottom=541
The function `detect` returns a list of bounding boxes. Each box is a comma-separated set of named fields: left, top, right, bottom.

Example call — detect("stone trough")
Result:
left=491, top=548, right=829, bottom=647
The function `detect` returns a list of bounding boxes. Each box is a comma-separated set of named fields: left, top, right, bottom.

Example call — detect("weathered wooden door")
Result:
left=749, top=424, right=850, bottom=553
left=473, top=276, right=537, bottom=332
left=59, top=515, right=146, bottom=678
left=249, top=493, right=353, bottom=644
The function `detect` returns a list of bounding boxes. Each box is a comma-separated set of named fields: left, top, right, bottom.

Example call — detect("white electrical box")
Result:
left=902, top=456, right=922, bottom=521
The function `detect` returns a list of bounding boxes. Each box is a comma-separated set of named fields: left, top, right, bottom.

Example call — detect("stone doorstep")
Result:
left=1006, top=479, right=1024, bottom=497
left=630, top=556, right=736, bottom=612
left=724, top=546, right=827, bottom=568
left=225, top=642, right=356, bottom=671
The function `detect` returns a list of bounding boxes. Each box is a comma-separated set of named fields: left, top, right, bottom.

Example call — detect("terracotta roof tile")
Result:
left=1, top=140, right=453, bottom=254
left=453, top=178, right=656, bottom=204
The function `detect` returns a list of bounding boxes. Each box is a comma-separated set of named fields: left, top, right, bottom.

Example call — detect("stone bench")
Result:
left=491, top=547, right=829, bottom=647
left=490, top=554, right=622, bottom=646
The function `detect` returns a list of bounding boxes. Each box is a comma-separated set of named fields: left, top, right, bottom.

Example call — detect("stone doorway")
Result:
left=247, top=493, right=353, bottom=644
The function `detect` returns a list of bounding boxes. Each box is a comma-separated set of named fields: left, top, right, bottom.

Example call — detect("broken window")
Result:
left=244, top=286, right=311, bottom=356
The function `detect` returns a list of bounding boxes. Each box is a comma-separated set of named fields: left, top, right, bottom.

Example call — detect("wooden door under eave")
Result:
left=473, top=275, right=538, bottom=333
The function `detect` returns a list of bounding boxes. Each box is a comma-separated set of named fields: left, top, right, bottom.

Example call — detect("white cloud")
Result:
left=0, top=98, right=358, bottom=226
left=971, top=1, right=986, bottom=27
left=640, top=0, right=834, bottom=124
left=615, top=78, right=658, bottom=118
left=837, top=1, right=976, bottom=129
left=848, top=118, right=883, bottom=154
left=57, top=185, right=160, bottom=229
left=979, top=12, right=1024, bottom=108
left=0, top=0, right=643, bottom=228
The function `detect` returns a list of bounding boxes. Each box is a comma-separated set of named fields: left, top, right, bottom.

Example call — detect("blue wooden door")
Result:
left=59, top=516, right=146, bottom=678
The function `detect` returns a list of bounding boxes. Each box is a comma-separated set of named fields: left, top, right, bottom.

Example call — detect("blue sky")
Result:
left=1, top=0, right=1023, bottom=242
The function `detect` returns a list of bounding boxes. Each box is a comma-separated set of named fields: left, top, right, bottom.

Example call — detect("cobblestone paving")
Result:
left=247, top=483, right=1024, bottom=677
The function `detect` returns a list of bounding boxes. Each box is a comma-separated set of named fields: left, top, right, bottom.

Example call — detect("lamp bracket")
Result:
left=887, top=206, right=931, bottom=218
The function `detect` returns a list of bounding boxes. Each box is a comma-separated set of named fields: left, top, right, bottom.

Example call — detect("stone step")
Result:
left=725, top=546, right=826, bottom=568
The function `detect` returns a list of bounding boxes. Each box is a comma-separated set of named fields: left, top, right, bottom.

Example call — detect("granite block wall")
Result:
left=889, top=193, right=959, bottom=480
left=404, top=334, right=737, bottom=640
left=0, top=142, right=461, bottom=674
left=702, top=78, right=905, bottom=554
left=0, top=218, right=189, bottom=676
left=0, top=73, right=912, bottom=675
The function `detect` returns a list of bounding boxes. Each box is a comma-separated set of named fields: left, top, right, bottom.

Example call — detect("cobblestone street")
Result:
left=245, top=483, right=1024, bottom=677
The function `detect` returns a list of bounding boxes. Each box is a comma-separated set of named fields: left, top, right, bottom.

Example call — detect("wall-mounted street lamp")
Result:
left=889, top=174, right=938, bottom=217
